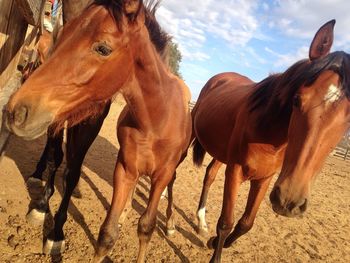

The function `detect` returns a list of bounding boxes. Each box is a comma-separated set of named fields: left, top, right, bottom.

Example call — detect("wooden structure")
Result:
left=0, top=0, right=45, bottom=158
left=333, top=131, right=350, bottom=161
left=0, top=0, right=45, bottom=90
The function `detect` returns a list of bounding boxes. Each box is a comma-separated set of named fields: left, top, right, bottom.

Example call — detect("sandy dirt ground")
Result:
left=0, top=97, right=349, bottom=263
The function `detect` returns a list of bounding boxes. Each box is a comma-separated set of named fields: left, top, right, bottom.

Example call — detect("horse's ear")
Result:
left=123, top=0, right=141, bottom=18
left=309, top=20, right=335, bottom=60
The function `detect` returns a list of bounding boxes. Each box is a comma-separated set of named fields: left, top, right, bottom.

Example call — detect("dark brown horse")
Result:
left=192, top=20, right=350, bottom=262
left=6, top=1, right=191, bottom=262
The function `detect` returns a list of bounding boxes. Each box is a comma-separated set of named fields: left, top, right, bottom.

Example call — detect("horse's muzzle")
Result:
left=269, top=186, right=308, bottom=217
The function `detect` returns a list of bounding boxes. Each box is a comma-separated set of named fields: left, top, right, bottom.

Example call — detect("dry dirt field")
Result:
left=1, top=97, right=349, bottom=263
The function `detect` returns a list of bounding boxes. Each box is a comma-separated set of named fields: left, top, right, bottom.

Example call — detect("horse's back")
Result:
left=193, top=72, right=254, bottom=162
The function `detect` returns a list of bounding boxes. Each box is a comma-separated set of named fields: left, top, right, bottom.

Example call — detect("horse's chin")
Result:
left=271, top=203, right=306, bottom=218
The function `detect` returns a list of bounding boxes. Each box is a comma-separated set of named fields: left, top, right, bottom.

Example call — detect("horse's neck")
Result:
left=121, top=35, right=172, bottom=131
left=250, top=87, right=291, bottom=147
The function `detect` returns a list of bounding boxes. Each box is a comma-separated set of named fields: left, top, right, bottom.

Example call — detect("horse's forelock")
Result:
left=93, top=0, right=169, bottom=56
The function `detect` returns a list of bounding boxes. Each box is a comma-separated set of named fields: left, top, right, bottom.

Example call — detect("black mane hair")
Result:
left=93, top=0, right=170, bottom=55
left=249, top=51, right=350, bottom=128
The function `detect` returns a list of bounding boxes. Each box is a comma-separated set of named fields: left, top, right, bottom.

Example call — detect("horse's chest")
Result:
left=242, top=143, right=286, bottom=180
left=118, top=127, right=181, bottom=175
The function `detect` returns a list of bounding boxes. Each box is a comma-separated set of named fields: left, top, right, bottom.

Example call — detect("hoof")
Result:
left=166, top=228, right=176, bottom=236
left=207, top=236, right=217, bottom=250
left=72, top=187, right=82, bottom=199
left=43, top=239, right=65, bottom=255
left=92, top=254, right=105, bottom=263
left=26, top=208, right=46, bottom=226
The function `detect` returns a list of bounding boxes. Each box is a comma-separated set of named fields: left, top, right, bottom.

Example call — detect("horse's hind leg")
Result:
left=165, top=172, right=176, bottom=236
left=44, top=103, right=110, bottom=255
left=223, top=176, right=272, bottom=248
left=208, top=164, right=242, bottom=263
left=164, top=151, right=190, bottom=236
left=26, top=129, right=64, bottom=225
left=118, top=185, right=136, bottom=227
left=197, top=159, right=222, bottom=235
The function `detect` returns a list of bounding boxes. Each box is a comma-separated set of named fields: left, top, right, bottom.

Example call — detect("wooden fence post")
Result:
left=0, top=0, right=28, bottom=89
left=15, top=0, right=45, bottom=26
left=0, top=0, right=45, bottom=90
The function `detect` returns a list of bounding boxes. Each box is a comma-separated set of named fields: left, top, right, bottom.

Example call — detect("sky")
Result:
left=155, top=0, right=350, bottom=99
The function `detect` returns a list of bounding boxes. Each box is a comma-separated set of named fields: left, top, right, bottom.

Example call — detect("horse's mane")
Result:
left=52, top=0, right=171, bottom=133
left=249, top=51, right=350, bottom=129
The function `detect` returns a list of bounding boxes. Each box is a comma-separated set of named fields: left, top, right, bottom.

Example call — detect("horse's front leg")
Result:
left=94, top=160, right=138, bottom=262
left=26, top=129, right=64, bottom=225
left=208, top=164, right=242, bottom=263
left=44, top=103, right=109, bottom=255
left=224, top=176, right=273, bottom=248
left=137, top=166, right=175, bottom=263
left=29, top=127, right=63, bottom=181
left=0, top=125, right=10, bottom=160
left=197, top=159, right=223, bottom=235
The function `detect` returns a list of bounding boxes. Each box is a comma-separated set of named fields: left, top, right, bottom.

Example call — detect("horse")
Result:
left=191, top=20, right=350, bottom=263
left=6, top=1, right=192, bottom=262
left=24, top=2, right=170, bottom=252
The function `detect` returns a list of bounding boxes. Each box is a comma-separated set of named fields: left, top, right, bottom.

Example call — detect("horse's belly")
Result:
left=193, top=75, right=252, bottom=163
left=194, top=103, right=233, bottom=163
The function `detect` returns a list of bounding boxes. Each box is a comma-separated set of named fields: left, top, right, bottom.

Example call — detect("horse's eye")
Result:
left=293, top=94, right=302, bottom=108
left=94, top=43, right=112, bottom=56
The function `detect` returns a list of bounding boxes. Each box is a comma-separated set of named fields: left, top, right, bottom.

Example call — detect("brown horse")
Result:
left=15, top=1, right=111, bottom=257
left=192, top=20, right=350, bottom=263
left=6, top=0, right=191, bottom=262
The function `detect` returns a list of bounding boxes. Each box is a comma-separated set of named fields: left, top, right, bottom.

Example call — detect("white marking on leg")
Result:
left=197, top=207, right=208, bottom=232
left=324, top=84, right=342, bottom=104
left=160, top=188, right=167, bottom=200
left=43, top=239, right=65, bottom=255
left=166, top=228, right=176, bottom=236
left=26, top=209, right=46, bottom=226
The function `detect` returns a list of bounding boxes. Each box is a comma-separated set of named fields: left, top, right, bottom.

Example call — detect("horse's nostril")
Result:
left=269, top=186, right=281, bottom=206
left=14, top=106, right=28, bottom=126
left=299, top=198, right=308, bottom=213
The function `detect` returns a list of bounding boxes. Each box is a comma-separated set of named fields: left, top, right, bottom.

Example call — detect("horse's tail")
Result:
left=192, top=138, right=206, bottom=167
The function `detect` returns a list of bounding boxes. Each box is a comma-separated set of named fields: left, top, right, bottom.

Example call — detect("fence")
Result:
left=332, top=134, right=350, bottom=161
left=0, top=0, right=45, bottom=89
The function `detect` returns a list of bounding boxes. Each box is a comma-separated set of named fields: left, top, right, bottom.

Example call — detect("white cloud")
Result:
left=265, top=46, right=309, bottom=68
left=270, top=0, right=350, bottom=50
left=152, top=0, right=350, bottom=98
left=156, top=0, right=260, bottom=60
left=262, top=2, right=269, bottom=11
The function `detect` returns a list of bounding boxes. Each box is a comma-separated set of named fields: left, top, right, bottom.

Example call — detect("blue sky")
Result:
left=156, top=0, right=350, bottom=99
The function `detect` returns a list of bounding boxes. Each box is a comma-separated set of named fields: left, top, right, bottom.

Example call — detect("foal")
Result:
left=6, top=1, right=191, bottom=262
left=192, top=20, right=350, bottom=263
